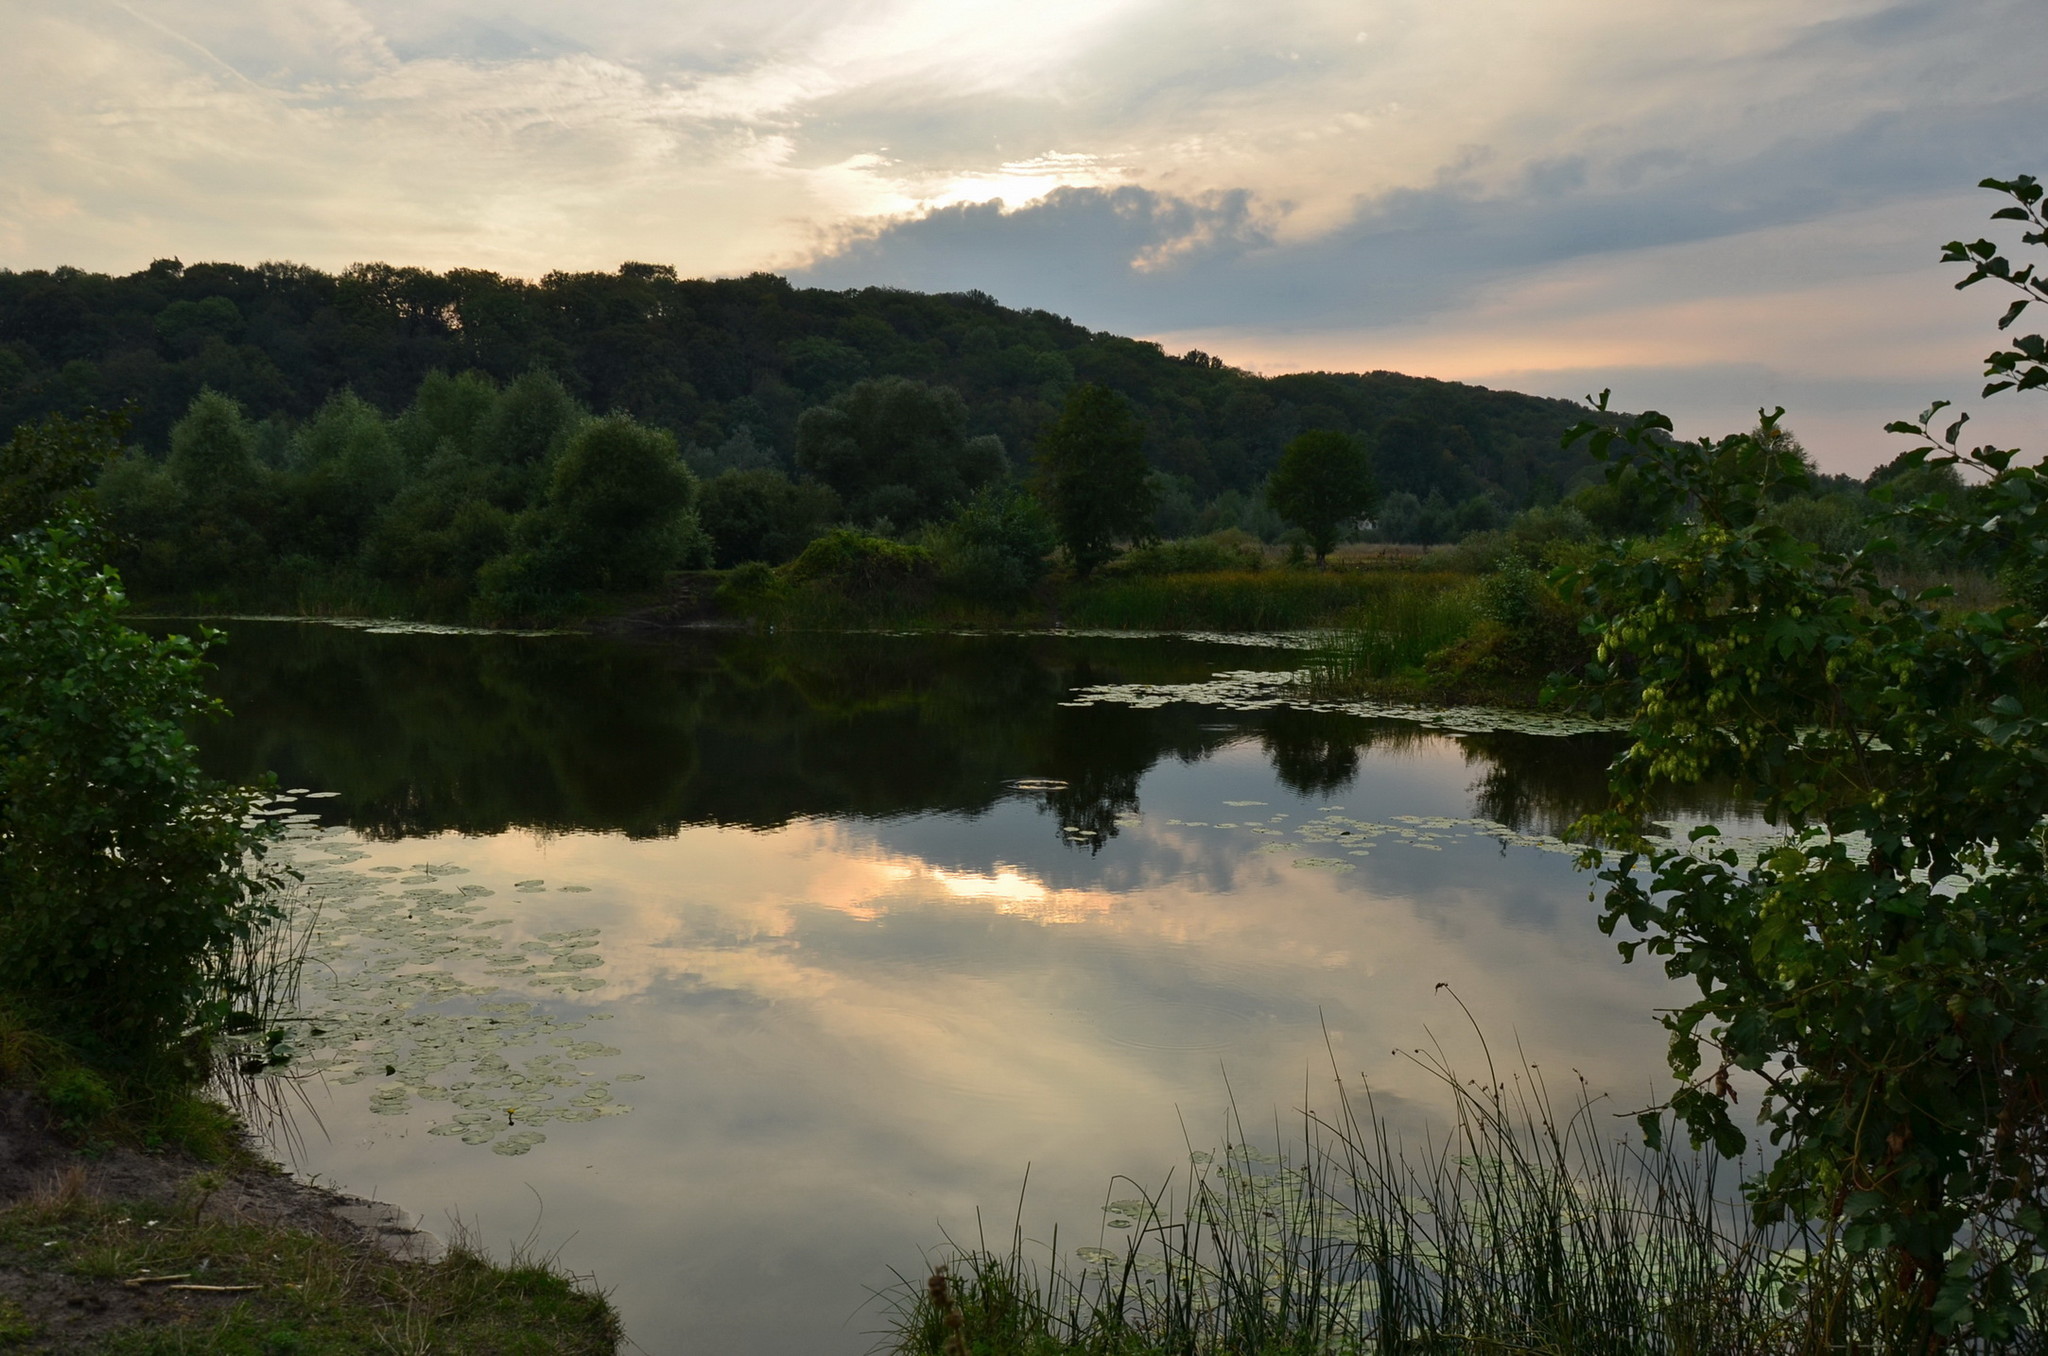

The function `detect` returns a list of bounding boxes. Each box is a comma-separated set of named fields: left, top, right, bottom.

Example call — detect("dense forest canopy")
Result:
left=0, top=258, right=1610, bottom=511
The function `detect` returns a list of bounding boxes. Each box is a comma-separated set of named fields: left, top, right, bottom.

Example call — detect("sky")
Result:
left=3, top=0, right=2045, bottom=472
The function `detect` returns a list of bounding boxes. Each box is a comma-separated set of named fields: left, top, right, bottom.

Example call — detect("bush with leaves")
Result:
left=0, top=412, right=280, bottom=1085
left=1102, top=528, right=1266, bottom=578
left=793, top=377, right=1005, bottom=529
left=783, top=527, right=937, bottom=601
left=932, top=487, right=1054, bottom=604
left=698, top=466, right=839, bottom=567
left=1558, top=175, right=2048, bottom=1346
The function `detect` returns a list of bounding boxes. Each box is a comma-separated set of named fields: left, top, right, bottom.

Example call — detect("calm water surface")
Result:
left=188, top=621, right=1716, bottom=1355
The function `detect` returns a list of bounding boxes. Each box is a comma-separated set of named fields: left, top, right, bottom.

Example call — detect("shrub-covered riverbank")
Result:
left=0, top=412, right=622, bottom=1353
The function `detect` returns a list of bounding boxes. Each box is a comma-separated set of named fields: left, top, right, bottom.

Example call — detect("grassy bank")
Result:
left=0, top=1178, right=619, bottom=1354
left=1059, top=568, right=1472, bottom=634
left=710, top=550, right=1484, bottom=636
left=0, top=1007, right=624, bottom=1353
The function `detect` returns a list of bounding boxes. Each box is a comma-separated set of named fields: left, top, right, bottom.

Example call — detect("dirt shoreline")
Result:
left=0, top=1089, right=452, bottom=1349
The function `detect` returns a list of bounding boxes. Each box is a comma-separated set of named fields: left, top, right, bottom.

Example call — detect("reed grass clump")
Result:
left=883, top=1041, right=2036, bottom=1355
left=1066, top=569, right=1471, bottom=634
left=1301, top=576, right=1480, bottom=689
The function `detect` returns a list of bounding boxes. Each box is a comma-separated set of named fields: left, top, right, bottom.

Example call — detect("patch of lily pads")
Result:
left=871, top=627, right=1333, bottom=650
left=1060, top=668, right=1625, bottom=736
left=1163, top=807, right=1621, bottom=870
left=1157, top=800, right=1937, bottom=885
left=198, top=614, right=570, bottom=638
left=254, top=798, right=636, bottom=1155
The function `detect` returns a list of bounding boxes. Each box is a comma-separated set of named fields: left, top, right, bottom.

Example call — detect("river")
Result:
left=185, top=620, right=1727, bottom=1354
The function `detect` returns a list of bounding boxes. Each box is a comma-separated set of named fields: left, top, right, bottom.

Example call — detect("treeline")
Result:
left=2, top=258, right=1607, bottom=526
left=7, top=257, right=1960, bottom=626
left=95, top=373, right=707, bottom=617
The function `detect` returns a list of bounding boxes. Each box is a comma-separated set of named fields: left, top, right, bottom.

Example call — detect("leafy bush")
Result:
left=0, top=415, right=280, bottom=1083
left=1102, top=529, right=1264, bottom=577
left=476, top=414, right=710, bottom=618
left=1556, top=176, right=2048, bottom=1344
left=784, top=527, right=937, bottom=599
left=1417, top=558, right=1587, bottom=694
left=698, top=467, right=839, bottom=566
left=794, top=377, right=1004, bottom=528
left=38, top=1066, right=117, bottom=1131
left=713, top=559, right=784, bottom=614
left=933, top=487, right=1055, bottom=603
left=1439, top=502, right=1597, bottom=572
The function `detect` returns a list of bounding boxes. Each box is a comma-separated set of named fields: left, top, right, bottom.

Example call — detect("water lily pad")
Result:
left=261, top=829, right=633, bottom=1148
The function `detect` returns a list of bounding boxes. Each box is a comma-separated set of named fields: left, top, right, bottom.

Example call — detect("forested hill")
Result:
left=0, top=259, right=1602, bottom=508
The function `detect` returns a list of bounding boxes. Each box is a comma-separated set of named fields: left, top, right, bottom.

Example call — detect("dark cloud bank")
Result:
left=795, top=13, right=2045, bottom=339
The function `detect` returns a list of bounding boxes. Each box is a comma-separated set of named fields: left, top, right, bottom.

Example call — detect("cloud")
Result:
left=795, top=89, right=2044, bottom=333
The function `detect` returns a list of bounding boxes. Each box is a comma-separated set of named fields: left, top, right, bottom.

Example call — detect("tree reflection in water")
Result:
left=175, top=621, right=1673, bottom=846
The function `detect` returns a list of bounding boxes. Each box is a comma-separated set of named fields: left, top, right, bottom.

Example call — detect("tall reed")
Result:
left=882, top=1032, right=2033, bottom=1354
left=202, top=866, right=321, bottom=1151
left=1302, top=578, right=1479, bottom=690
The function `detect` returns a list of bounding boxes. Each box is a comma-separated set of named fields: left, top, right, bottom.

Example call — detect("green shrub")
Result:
left=1419, top=557, right=1588, bottom=693
left=0, top=415, right=281, bottom=1084
left=699, top=467, right=839, bottom=566
left=1102, top=529, right=1264, bottom=577
left=784, top=527, right=936, bottom=597
left=933, top=488, right=1055, bottom=603
left=1439, top=502, right=1597, bottom=572
left=714, top=559, right=782, bottom=612
left=1561, top=177, right=2048, bottom=1336
left=37, top=1066, right=116, bottom=1131
left=477, top=414, right=711, bottom=619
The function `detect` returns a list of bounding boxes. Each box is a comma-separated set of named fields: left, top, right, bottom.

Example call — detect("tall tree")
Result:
left=793, top=377, right=1004, bottom=529
left=166, top=389, right=258, bottom=496
left=1034, top=383, right=1155, bottom=576
left=477, top=414, right=710, bottom=617
left=1265, top=428, right=1378, bottom=565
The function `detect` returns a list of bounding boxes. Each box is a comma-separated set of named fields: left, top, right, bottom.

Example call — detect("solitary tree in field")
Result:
left=1266, top=429, right=1378, bottom=566
left=1034, top=383, right=1155, bottom=576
